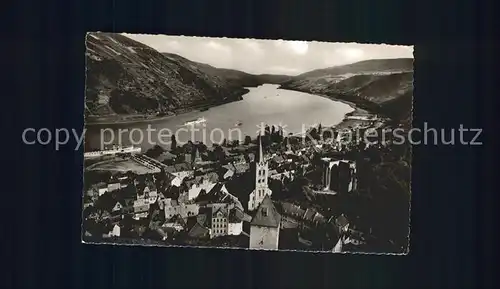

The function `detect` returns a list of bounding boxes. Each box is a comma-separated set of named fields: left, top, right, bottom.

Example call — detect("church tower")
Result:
left=194, top=147, right=202, bottom=164
left=248, top=136, right=272, bottom=211
left=286, top=137, right=292, bottom=153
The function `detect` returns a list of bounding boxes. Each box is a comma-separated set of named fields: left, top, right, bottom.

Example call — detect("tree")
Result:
left=171, top=135, right=177, bottom=151
left=308, top=127, right=319, bottom=141
left=244, top=135, right=252, bottom=145
left=145, top=145, right=165, bottom=159
left=282, top=137, right=289, bottom=148
left=182, top=141, right=194, bottom=155
left=198, top=142, right=208, bottom=153
left=264, top=125, right=270, bottom=136
left=322, top=129, right=332, bottom=140
left=214, top=145, right=226, bottom=163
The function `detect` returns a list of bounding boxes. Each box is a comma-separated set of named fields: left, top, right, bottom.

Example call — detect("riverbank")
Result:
left=276, top=86, right=378, bottom=131
left=328, top=98, right=377, bottom=131
left=86, top=97, right=246, bottom=126
left=86, top=113, right=179, bottom=126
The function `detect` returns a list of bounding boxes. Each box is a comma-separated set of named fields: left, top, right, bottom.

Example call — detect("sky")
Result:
left=123, top=33, right=413, bottom=76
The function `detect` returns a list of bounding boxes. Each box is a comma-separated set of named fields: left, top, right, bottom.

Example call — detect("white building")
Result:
left=109, top=224, right=121, bottom=237
left=170, top=176, right=184, bottom=187
left=164, top=199, right=200, bottom=220
left=227, top=208, right=245, bottom=236
left=98, top=187, right=108, bottom=196
left=133, top=198, right=150, bottom=220
left=84, top=145, right=141, bottom=159
left=112, top=201, right=123, bottom=213
left=333, top=236, right=343, bottom=253
left=142, top=185, right=158, bottom=204
left=107, top=183, right=121, bottom=192
left=249, top=195, right=281, bottom=250
left=210, top=204, right=229, bottom=239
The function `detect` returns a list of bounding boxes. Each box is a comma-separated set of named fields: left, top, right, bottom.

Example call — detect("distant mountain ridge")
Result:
left=296, top=58, right=413, bottom=78
left=85, top=33, right=290, bottom=121
left=161, top=53, right=292, bottom=88
left=280, top=58, right=414, bottom=121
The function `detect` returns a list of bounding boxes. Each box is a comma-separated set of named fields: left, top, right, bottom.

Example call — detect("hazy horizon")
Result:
left=122, top=33, right=413, bottom=75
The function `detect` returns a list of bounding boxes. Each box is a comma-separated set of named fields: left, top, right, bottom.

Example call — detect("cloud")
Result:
left=267, top=66, right=301, bottom=74
left=274, top=40, right=309, bottom=55
left=335, top=47, right=365, bottom=61
left=286, top=41, right=309, bottom=55
left=243, top=41, right=264, bottom=55
left=205, top=41, right=232, bottom=53
left=165, top=40, right=181, bottom=51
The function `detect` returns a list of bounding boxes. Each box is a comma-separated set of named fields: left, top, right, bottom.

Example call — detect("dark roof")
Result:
left=165, top=163, right=193, bottom=173
left=224, top=174, right=253, bottom=206
left=234, top=207, right=252, bottom=222
left=167, top=214, right=187, bottom=227
left=157, top=151, right=177, bottom=162
left=117, top=199, right=127, bottom=208
left=303, top=208, right=317, bottom=221
left=195, top=183, right=226, bottom=204
left=223, top=162, right=249, bottom=174
left=313, top=212, right=326, bottom=224
left=204, top=172, right=219, bottom=183
left=208, top=183, right=224, bottom=195
left=196, top=213, right=209, bottom=227
left=212, top=204, right=229, bottom=218
left=250, top=195, right=281, bottom=228
left=272, top=155, right=285, bottom=163
left=184, top=172, right=219, bottom=188
left=228, top=207, right=251, bottom=223
left=228, top=209, right=241, bottom=223
left=187, top=222, right=210, bottom=238
left=335, top=215, right=349, bottom=228
left=280, top=202, right=306, bottom=217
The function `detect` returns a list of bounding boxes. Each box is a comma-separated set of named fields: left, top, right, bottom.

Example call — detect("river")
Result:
left=85, top=84, right=354, bottom=151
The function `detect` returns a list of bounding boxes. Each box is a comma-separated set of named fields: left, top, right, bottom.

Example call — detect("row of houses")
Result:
left=185, top=203, right=251, bottom=239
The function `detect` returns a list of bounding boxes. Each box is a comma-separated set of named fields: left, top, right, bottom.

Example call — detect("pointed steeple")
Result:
left=258, top=134, right=264, bottom=163
left=195, top=147, right=201, bottom=161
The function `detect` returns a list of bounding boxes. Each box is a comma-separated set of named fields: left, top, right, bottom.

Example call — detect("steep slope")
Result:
left=85, top=32, right=248, bottom=121
left=280, top=58, right=413, bottom=121
left=162, top=52, right=291, bottom=88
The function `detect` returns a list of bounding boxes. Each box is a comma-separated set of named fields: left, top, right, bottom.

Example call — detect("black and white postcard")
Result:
left=82, top=32, right=413, bottom=254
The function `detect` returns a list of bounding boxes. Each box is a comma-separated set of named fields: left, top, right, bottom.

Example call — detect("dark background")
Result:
left=4, top=0, right=496, bottom=288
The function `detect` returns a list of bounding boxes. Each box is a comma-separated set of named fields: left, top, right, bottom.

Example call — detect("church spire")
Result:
left=259, top=134, right=264, bottom=163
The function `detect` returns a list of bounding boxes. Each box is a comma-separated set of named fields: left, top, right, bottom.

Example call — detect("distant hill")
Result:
left=296, top=58, right=413, bottom=78
left=162, top=52, right=292, bottom=87
left=280, top=58, right=414, bottom=121
left=85, top=33, right=250, bottom=120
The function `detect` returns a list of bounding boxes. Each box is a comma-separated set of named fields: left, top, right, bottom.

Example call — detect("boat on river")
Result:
left=184, top=117, right=206, bottom=126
